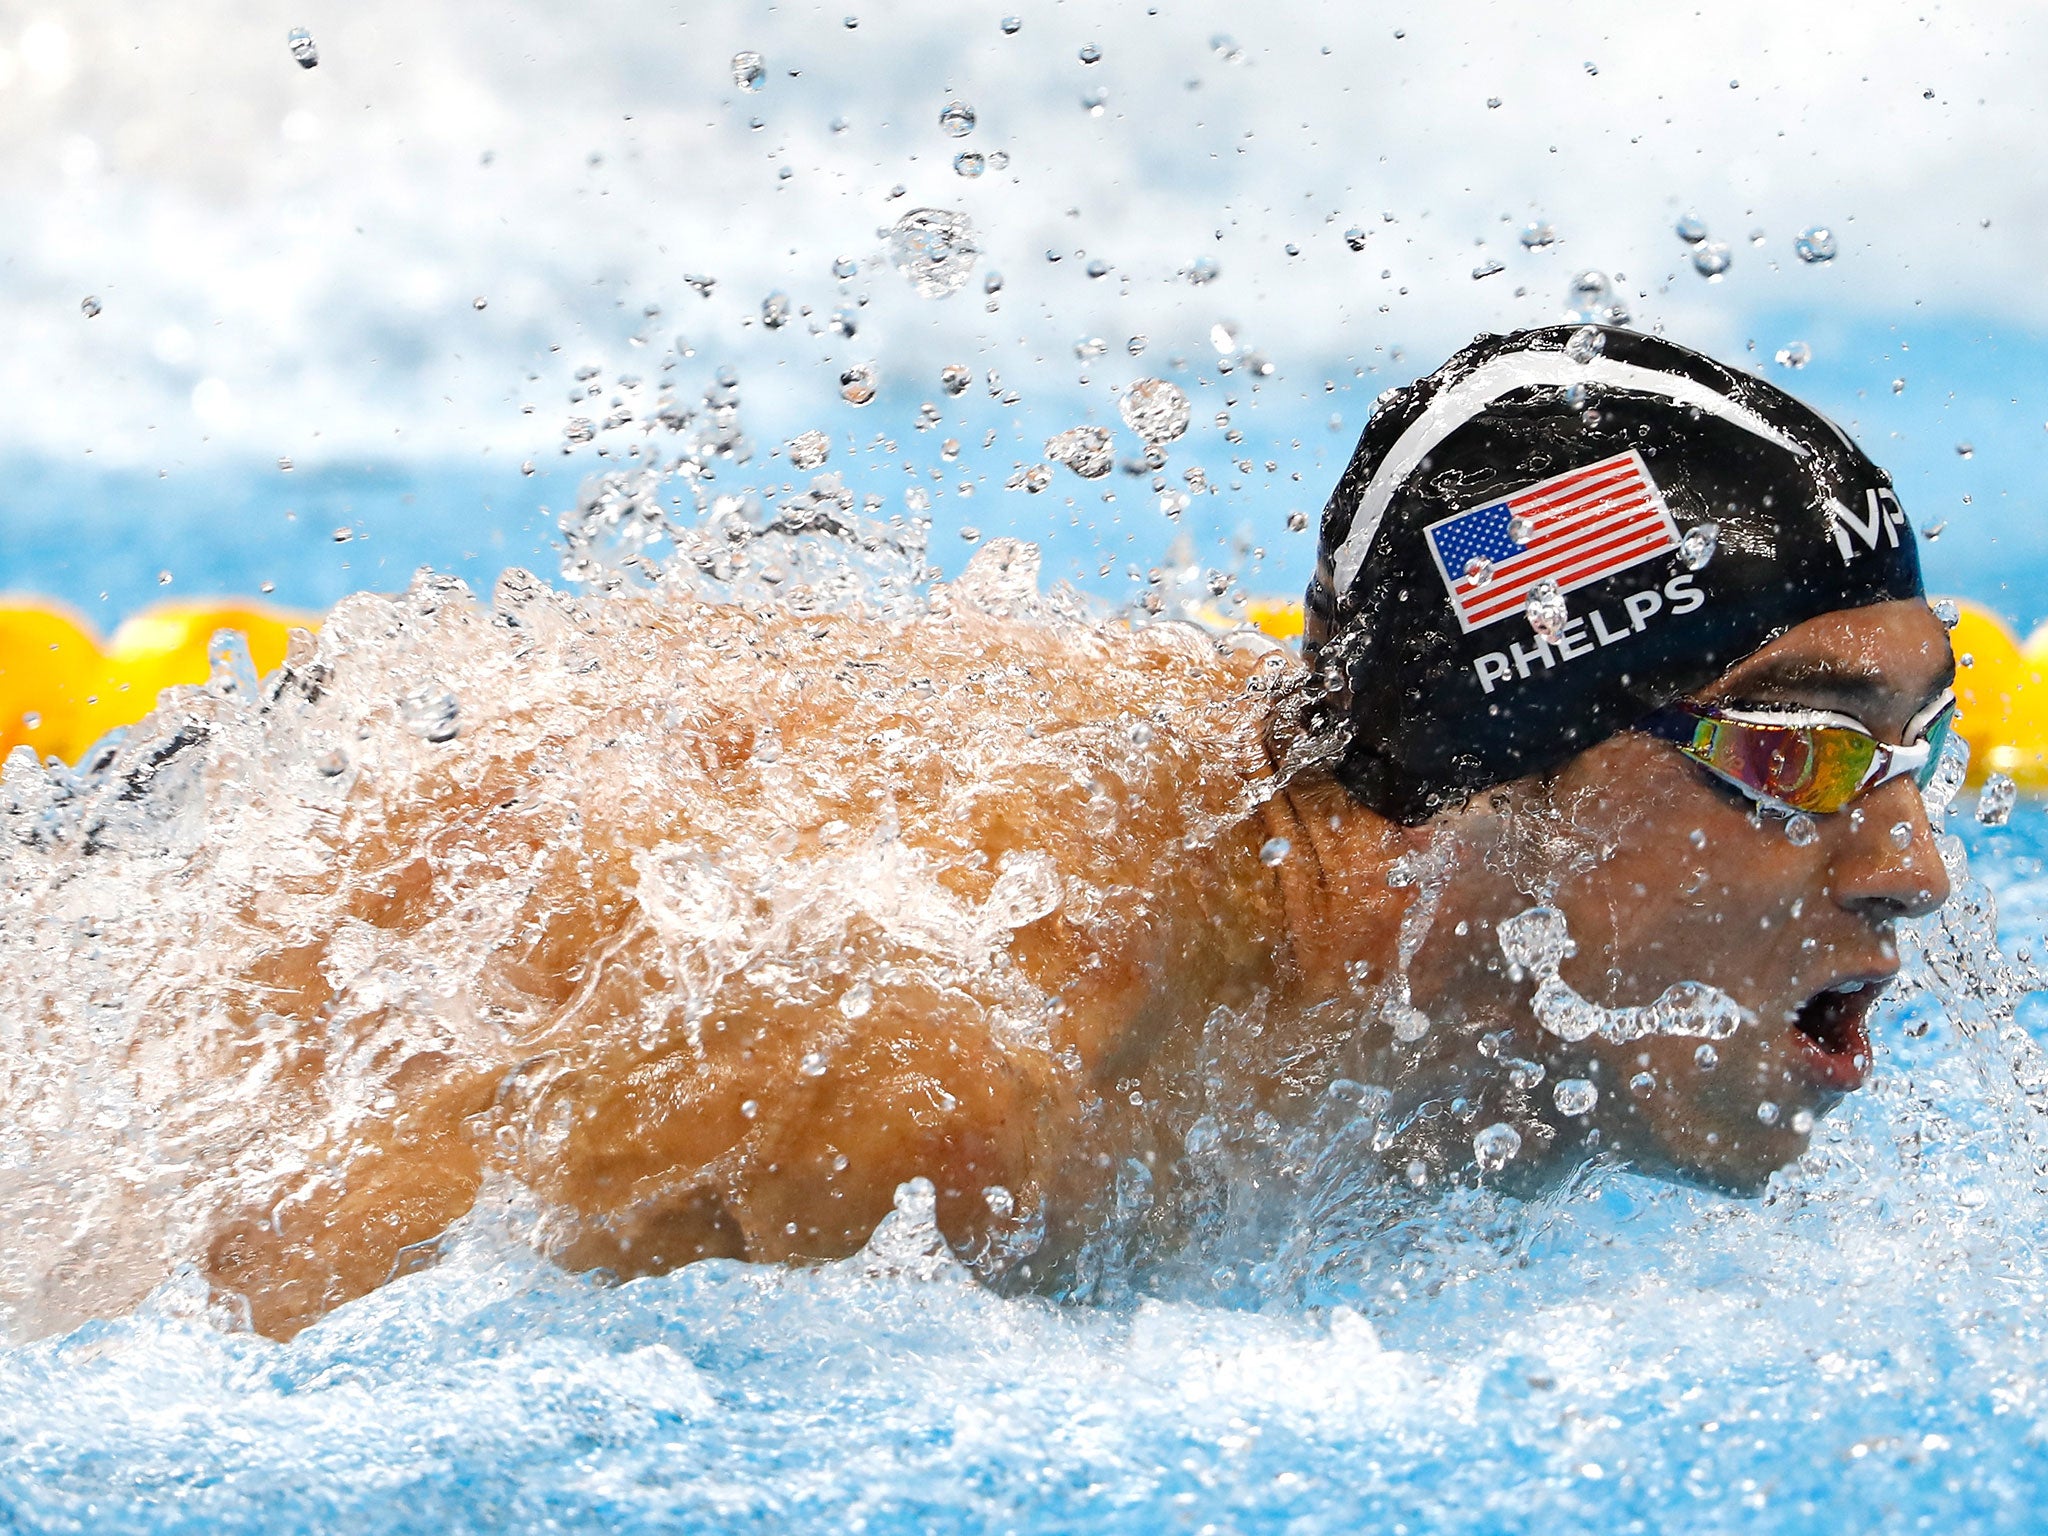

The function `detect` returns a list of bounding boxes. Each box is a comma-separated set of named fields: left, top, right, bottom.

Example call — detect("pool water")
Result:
left=1, top=758, right=2045, bottom=1532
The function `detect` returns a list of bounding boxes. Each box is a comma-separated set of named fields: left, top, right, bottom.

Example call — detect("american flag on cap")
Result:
left=1423, top=449, right=1682, bottom=634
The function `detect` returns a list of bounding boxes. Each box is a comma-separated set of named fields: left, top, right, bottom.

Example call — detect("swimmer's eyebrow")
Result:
left=1710, top=652, right=1956, bottom=720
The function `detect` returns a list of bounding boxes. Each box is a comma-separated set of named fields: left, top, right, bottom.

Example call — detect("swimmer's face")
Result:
left=1426, top=598, right=1955, bottom=1193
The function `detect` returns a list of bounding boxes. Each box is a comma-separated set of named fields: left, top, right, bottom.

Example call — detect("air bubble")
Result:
left=1977, top=774, right=2018, bottom=827
left=799, top=1050, right=829, bottom=1078
left=1756, top=1100, right=1780, bottom=1127
left=287, top=27, right=318, bottom=68
left=884, top=208, right=981, bottom=298
left=1628, top=1071, right=1656, bottom=1097
left=1564, top=324, right=1605, bottom=364
left=1785, top=813, right=1819, bottom=847
left=839, top=364, right=878, bottom=406
left=938, top=101, right=977, bottom=138
left=399, top=688, right=460, bottom=744
left=1118, top=380, right=1191, bottom=445
left=1775, top=341, right=1812, bottom=370
left=1046, top=426, right=1114, bottom=480
left=953, top=152, right=986, bottom=178
left=1694, top=1042, right=1719, bottom=1070
left=1287, top=511, right=1310, bottom=532
left=788, top=430, right=830, bottom=470
left=1678, top=522, right=1719, bottom=570
left=1259, top=837, right=1291, bottom=867
left=1525, top=582, right=1569, bottom=642
left=1890, top=821, right=1915, bottom=851
left=1553, top=1078, right=1598, bottom=1116
left=1933, top=598, right=1960, bottom=629
left=1795, top=225, right=1838, bottom=263
left=1473, top=1123, right=1522, bottom=1172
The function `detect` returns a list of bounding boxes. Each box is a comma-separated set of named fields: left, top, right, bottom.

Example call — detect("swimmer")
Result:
left=116, top=327, right=1949, bottom=1336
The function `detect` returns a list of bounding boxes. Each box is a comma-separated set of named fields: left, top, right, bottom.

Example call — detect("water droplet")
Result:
left=1525, top=582, right=1567, bottom=639
left=842, top=14, right=859, bottom=28
left=287, top=26, right=318, bottom=68
left=1211, top=34, right=1246, bottom=62
left=331, top=526, right=354, bottom=544
left=1344, top=226, right=1369, bottom=252
left=1287, top=510, right=1310, bottom=532
left=1775, top=340, right=1812, bottom=370
left=953, top=151, right=986, bottom=177
left=1977, top=774, right=2018, bottom=827
left=1472, top=1122, right=1522, bottom=1172
left=1046, top=425, right=1114, bottom=480
left=157, top=570, right=173, bottom=586
left=1785, top=813, right=1819, bottom=847
left=1462, top=555, right=1495, bottom=588
left=1127, top=720, right=1155, bottom=748
left=938, top=100, right=977, bottom=138
left=1553, top=1079, right=1598, bottom=1116
left=314, top=747, right=348, bottom=778
left=1188, top=256, right=1220, bottom=285
left=1486, top=96, right=1503, bottom=109
left=1795, top=225, right=1838, bottom=263
left=1957, top=442, right=1975, bottom=459
left=1259, top=836, right=1292, bottom=867
left=938, top=364, right=972, bottom=398
left=1756, top=1100, right=1781, bottom=1127
left=761, top=291, right=792, bottom=329
left=1000, top=15, right=1022, bottom=34
left=1678, top=522, right=1719, bottom=571
left=1078, top=43, right=1102, bottom=64
left=20, top=712, right=39, bottom=731
left=884, top=207, right=980, bottom=298
left=1889, top=820, right=1915, bottom=851
left=799, top=1050, right=829, bottom=1078
left=1674, top=213, right=1709, bottom=244
left=1564, top=323, right=1605, bottom=364
left=1471, top=258, right=1505, bottom=280
left=839, top=363, right=877, bottom=406
left=732, top=51, right=766, bottom=92
left=1085, top=258, right=1111, bottom=279
left=1519, top=221, right=1557, bottom=249
left=1691, top=240, right=1732, bottom=278
left=399, top=687, right=460, bottom=743
left=1507, top=514, right=1536, bottom=546
left=1005, top=463, right=1053, bottom=494
left=1119, top=379, right=1191, bottom=444
left=1080, top=87, right=1109, bottom=115
left=79, top=295, right=101, bottom=319
left=1932, top=598, right=1960, bottom=629
left=787, top=430, right=830, bottom=470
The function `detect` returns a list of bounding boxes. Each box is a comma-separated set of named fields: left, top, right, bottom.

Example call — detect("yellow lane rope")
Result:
left=0, top=594, right=2035, bottom=787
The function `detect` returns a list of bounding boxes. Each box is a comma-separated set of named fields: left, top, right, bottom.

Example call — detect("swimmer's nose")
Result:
left=1831, top=775, right=1952, bottom=920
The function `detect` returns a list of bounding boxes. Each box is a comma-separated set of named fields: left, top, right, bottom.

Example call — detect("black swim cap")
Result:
left=1303, top=325, right=1924, bottom=825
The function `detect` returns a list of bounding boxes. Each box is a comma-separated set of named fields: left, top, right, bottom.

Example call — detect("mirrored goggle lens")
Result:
left=1690, top=718, right=1881, bottom=814
left=1911, top=702, right=1959, bottom=790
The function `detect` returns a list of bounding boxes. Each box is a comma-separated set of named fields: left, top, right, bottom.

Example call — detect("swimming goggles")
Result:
left=1641, top=690, right=1957, bottom=816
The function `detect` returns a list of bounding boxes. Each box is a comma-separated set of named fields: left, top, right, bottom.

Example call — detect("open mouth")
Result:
left=1790, top=978, right=1886, bottom=1092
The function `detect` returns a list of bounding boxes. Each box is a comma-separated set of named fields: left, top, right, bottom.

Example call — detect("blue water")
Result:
left=2, top=799, right=2045, bottom=1533
left=12, top=315, right=2048, bottom=632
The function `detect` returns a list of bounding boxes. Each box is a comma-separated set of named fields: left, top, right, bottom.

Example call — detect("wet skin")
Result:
left=195, top=598, right=1951, bottom=1337
left=1267, top=598, right=1956, bottom=1192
